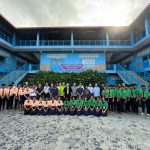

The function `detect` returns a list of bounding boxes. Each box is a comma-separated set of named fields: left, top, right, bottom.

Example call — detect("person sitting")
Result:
left=83, top=98, right=90, bottom=116
left=49, top=97, right=56, bottom=115
left=56, top=97, right=63, bottom=115
left=30, top=97, right=38, bottom=115
left=37, top=97, right=43, bottom=115
left=95, top=97, right=102, bottom=117
left=88, top=96, right=96, bottom=115
left=42, top=98, right=49, bottom=116
left=76, top=96, right=84, bottom=116
left=24, top=96, right=33, bottom=115
left=101, top=97, right=108, bottom=116
left=63, top=99, right=69, bottom=115
left=69, top=96, right=76, bottom=115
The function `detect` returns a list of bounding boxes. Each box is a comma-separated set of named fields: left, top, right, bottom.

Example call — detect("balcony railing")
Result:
left=40, top=40, right=71, bottom=46
left=109, top=40, right=131, bottom=46
left=0, top=31, right=12, bottom=44
left=74, top=40, right=107, bottom=46
left=15, top=40, right=36, bottom=46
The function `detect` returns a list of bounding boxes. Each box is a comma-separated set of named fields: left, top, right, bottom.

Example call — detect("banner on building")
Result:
left=60, top=64, right=83, bottom=71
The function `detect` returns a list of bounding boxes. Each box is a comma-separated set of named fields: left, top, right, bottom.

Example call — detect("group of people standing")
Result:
left=0, top=82, right=150, bottom=116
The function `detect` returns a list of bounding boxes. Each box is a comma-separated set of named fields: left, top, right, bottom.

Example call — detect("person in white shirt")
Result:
left=88, top=84, right=94, bottom=96
left=43, top=83, right=50, bottom=100
left=93, top=83, right=100, bottom=100
left=29, top=86, right=37, bottom=100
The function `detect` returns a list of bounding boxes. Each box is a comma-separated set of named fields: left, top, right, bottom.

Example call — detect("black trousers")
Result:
left=109, top=98, right=114, bottom=111
left=130, top=98, right=138, bottom=113
left=1, top=97, right=6, bottom=110
left=118, top=99, right=125, bottom=113
left=9, top=95, right=14, bottom=109
left=6, top=98, right=10, bottom=110
left=44, top=93, right=50, bottom=100
left=114, top=97, right=117, bottom=111
left=125, top=98, right=131, bottom=112
left=141, top=100, right=147, bottom=113
left=146, top=100, right=150, bottom=114
left=14, top=98, right=19, bottom=109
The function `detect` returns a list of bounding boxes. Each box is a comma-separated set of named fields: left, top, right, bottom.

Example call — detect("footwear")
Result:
left=147, top=114, right=150, bottom=116
left=141, top=112, right=144, bottom=115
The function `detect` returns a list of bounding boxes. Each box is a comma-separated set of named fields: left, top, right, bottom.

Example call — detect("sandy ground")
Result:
left=0, top=111, right=150, bottom=150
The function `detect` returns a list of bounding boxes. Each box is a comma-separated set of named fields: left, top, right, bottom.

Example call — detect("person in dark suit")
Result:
left=63, top=83, right=72, bottom=101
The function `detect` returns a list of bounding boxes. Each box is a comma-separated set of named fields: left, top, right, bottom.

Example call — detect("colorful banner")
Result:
left=60, top=64, right=83, bottom=71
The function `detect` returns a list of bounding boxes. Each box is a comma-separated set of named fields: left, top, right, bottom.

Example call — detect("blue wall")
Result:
left=0, top=45, right=16, bottom=72
left=40, top=52, right=106, bottom=72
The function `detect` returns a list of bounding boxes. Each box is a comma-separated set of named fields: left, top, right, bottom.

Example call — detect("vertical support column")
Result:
left=71, top=31, right=74, bottom=46
left=36, top=31, right=40, bottom=46
left=12, top=31, right=16, bottom=46
left=130, top=31, right=134, bottom=45
left=145, top=16, right=149, bottom=36
left=106, top=32, right=109, bottom=46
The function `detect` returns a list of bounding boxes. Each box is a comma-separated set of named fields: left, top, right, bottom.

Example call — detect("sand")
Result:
left=0, top=111, right=150, bottom=150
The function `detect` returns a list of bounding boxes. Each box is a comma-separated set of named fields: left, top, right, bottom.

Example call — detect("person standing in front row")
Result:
left=0, top=84, right=7, bottom=110
left=14, top=85, right=21, bottom=110
left=58, top=83, right=65, bottom=101
left=71, top=83, right=77, bottom=99
left=139, top=85, right=149, bottom=115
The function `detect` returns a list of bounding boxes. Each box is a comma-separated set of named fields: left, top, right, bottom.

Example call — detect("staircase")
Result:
left=138, top=71, right=150, bottom=83
left=0, top=64, right=29, bottom=86
left=116, top=64, right=149, bottom=87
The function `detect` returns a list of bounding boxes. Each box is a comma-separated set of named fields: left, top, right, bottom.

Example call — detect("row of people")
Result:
left=0, top=82, right=150, bottom=116
left=24, top=96, right=108, bottom=116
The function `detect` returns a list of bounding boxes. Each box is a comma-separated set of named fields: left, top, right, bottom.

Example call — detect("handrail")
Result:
left=116, top=64, right=142, bottom=86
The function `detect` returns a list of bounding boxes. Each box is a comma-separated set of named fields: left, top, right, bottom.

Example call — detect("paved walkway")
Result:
left=0, top=111, right=150, bottom=150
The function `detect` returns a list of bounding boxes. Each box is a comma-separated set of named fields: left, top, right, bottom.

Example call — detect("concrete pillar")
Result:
left=145, top=16, right=149, bottom=36
left=71, top=31, right=74, bottom=46
left=36, top=31, right=40, bottom=46
left=106, top=32, right=109, bottom=46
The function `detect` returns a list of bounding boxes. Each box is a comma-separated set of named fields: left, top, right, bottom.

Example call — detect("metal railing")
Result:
left=15, top=40, right=36, bottom=46
left=0, top=64, right=29, bottom=86
left=139, top=71, right=150, bottom=83
left=109, top=40, right=131, bottom=46
left=74, top=40, right=107, bottom=46
left=0, top=31, right=12, bottom=44
left=116, top=64, right=142, bottom=86
left=40, top=40, right=71, bottom=46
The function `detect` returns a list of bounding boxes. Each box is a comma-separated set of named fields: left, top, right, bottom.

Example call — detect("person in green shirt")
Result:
left=116, top=85, right=122, bottom=113
left=69, top=97, right=76, bottom=115
left=95, top=97, right=102, bottom=117
left=88, top=96, right=96, bottom=115
left=125, top=84, right=131, bottom=112
left=113, top=86, right=118, bottom=112
left=119, top=86, right=127, bottom=113
left=58, top=82, right=65, bottom=101
left=130, top=84, right=139, bottom=114
left=139, top=85, right=149, bottom=114
left=101, top=97, right=108, bottom=116
left=76, top=96, right=84, bottom=116
left=63, top=99, right=69, bottom=115
left=83, top=98, right=90, bottom=116
left=109, top=85, right=115, bottom=112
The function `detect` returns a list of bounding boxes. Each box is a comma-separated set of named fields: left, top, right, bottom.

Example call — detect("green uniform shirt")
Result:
left=105, top=89, right=110, bottom=98
left=95, top=100, right=102, bottom=107
left=114, top=89, right=117, bottom=97
left=74, top=100, right=79, bottom=106
left=88, top=99, right=96, bottom=107
left=83, top=102, right=89, bottom=108
left=109, top=89, right=114, bottom=98
left=126, top=88, right=131, bottom=97
left=63, top=101, right=69, bottom=107
left=139, top=89, right=149, bottom=101
left=117, top=89, right=122, bottom=99
left=68, top=100, right=74, bottom=107
left=120, top=89, right=127, bottom=99
left=102, top=101, right=108, bottom=109
left=77, top=100, right=84, bottom=106
left=102, top=90, right=106, bottom=97
left=131, top=88, right=139, bottom=98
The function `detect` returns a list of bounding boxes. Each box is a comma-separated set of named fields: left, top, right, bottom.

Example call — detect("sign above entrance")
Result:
left=60, top=64, right=83, bottom=71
